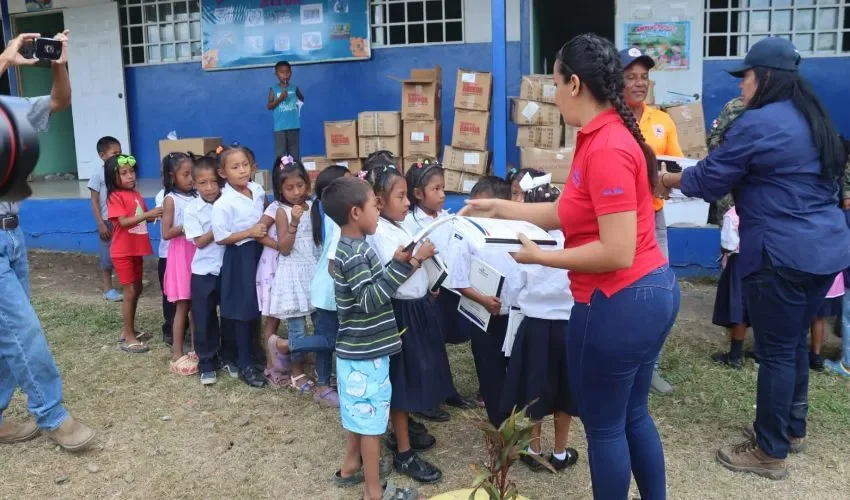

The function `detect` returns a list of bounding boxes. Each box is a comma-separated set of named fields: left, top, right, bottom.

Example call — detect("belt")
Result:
left=0, top=215, right=19, bottom=230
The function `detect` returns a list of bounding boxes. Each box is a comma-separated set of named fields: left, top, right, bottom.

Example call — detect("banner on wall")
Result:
left=201, top=0, right=370, bottom=71
left=624, top=21, right=690, bottom=71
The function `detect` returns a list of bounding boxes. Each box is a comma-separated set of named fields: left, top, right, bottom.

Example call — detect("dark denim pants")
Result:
left=744, top=266, right=834, bottom=459
left=568, top=265, right=680, bottom=500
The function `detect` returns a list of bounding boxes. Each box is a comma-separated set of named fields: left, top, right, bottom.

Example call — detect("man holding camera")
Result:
left=0, top=32, right=95, bottom=452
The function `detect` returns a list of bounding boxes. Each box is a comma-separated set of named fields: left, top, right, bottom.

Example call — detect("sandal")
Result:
left=333, top=456, right=394, bottom=487
left=115, top=330, right=152, bottom=343
left=267, top=334, right=291, bottom=375
left=187, top=351, right=199, bottom=363
left=119, top=341, right=149, bottom=354
left=290, top=373, right=314, bottom=394
left=170, top=354, right=199, bottom=376
left=264, top=368, right=288, bottom=389
left=314, top=387, right=340, bottom=408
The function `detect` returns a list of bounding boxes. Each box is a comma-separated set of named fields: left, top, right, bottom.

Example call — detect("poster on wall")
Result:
left=201, top=0, right=370, bottom=71
left=25, top=0, right=52, bottom=11
left=624, top=22, right=690, bottom=71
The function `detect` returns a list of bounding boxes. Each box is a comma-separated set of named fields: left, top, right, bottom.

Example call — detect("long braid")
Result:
left=560, top=34, right=657, bottom=190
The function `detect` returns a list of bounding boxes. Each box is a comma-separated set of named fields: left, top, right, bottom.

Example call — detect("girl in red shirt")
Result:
left=463, top=34, right=679, bottom=500
left=106, top=154, right=162, bottom=353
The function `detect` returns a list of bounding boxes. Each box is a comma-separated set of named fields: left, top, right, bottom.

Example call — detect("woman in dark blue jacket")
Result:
left=661, top=37, right=850, bottom=481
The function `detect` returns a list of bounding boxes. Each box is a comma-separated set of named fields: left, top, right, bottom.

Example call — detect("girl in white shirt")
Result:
left=211, top=147, right=268, bottom=388
left=501, top=177, right=579, bottom=473
left=363, top=158, right=446, bottom=485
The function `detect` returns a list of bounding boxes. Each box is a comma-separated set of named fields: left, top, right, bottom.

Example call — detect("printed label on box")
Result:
left=462, top=179, right=478, bottom=192
left=331, top=133, right=351, bottom=145
left=522, top=102, right=540, bottom=121
left=463, top=152, right=480, bottom=165
left=411, top=132, right=426, bottom=142
left=462, top=72, right=476, bottom=83
left=338, top=160, right=349, bottom=168
left=303, top=161, right=317, bottom=171
left=543, top=84, right=556, bottom=99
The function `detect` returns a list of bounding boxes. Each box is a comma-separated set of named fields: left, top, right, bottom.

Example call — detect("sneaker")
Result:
left=103, top=289, right=123, bottom=302
left=385, top=430, right=436, bottom=452
left=650, top=370, right=673, bottom=396
left=809, top=352, right=825, bottom=372
left=44, top=416, right=96, bottom=452
left=742, top=424, right=806, bottom=454
left=716, top=440, right=787, bottom=480
left=239, top=366, right=266, bottom=388
left=222, top=362, right=240, bottom=379
left=711, top=351, right=743, bottom=369
left=413, top=406, right=450, bottom=423
left=200, top=371, right=217, bottom=385
left=393, top=452, right=442, bottom=483
left=825, top=359, right=850, bottom=379
left=549, top=449, right=580, bottom=471
left=0, top=419, right=39, bottom=444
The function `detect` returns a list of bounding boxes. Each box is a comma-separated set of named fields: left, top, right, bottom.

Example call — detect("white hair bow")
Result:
left=519, top=172, right=552, bottom=192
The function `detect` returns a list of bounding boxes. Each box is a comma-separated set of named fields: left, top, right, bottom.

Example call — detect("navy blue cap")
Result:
left=727, top=37, right=801, bottom=77
left=619, top=47, right=656, bottom=70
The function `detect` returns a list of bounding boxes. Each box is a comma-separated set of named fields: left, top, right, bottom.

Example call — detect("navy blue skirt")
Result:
left=220, top=241, right=263, bottom=322
left=435, top=290, right=472, bottom=344
left=713, top=254, right=749, bottom=328
left=501, top=317, right=576, bottom=420
left=817, top=296, right=842, bottom=318
left=390, top=297, right=455, bottom=412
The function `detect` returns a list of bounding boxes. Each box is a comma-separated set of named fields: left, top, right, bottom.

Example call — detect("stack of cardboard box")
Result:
left=401, top=67, right=442, bottom=174
left=358, top=111, right=402, bottom=160
left=321, top=120, right=362, bottom=175
left=662, top=101, right=708, bottom=159
left=514, top=75, right=573, bottom=185
left=443, top=69, right=493, bottom=193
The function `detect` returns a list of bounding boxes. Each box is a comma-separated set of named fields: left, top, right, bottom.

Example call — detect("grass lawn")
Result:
left=1, top=252, right=849, bottom=499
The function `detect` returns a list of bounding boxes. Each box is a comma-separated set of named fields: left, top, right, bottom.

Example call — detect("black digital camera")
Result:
left=0, top=96, right=41, bottom=201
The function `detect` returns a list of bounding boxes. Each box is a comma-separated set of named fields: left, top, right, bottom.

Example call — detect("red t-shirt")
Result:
left=107, top=190, right=154, bottom=258
left=558, top=108, right=666, bottom=303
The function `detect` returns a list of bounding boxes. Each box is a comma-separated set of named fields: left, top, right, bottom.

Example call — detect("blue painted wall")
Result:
left=703, top=57, right=850, bottom=136
left=125, top=42, right=524, bottom=180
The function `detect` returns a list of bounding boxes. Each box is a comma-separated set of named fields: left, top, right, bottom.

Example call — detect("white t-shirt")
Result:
left=516, top=231, right=573, bottom=320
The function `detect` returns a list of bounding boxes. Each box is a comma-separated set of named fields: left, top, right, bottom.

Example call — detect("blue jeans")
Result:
left=744, top=266, right=834, bottom=459
left=840, top=292, right=850, bottom=367
left=313, top=309, right=338, bottom=386
left=569, top=265, right=679, bottom=500
left=286, top=312, right=333, bottom=365
left=0, top=227, right=69, bottom=430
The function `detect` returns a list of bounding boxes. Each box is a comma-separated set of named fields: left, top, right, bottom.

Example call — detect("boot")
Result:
left=0, top=419, right=39, bottom=444
left=44, top=416, right=95, bottom=452
left=743, top=424, right=806, bottom=454
left=716, top=440, right=787, bottom=480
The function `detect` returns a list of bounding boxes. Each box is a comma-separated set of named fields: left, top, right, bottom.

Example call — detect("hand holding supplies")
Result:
left=405, top=214, right=557, bottom=253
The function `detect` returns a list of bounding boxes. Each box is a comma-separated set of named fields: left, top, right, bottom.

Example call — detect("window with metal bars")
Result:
left=704, top=0, right=850, bottom=58
left=370, top=0, right=463, bottom=47
left=118, top=0, right=202, bottom=66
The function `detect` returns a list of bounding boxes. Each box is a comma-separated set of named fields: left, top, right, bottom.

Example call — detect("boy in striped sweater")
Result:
left=322, top=176, right=434, bottom=500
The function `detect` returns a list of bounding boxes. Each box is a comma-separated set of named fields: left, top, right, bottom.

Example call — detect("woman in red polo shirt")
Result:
left=463, top=34, right=679, bottom=499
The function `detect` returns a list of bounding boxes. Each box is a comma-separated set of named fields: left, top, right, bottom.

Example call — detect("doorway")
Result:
left=13, top=12, right=77, bottom=179
left=529, top=0, right=616, bottom=75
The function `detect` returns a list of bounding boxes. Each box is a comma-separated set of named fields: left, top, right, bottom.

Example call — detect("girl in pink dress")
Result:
left=809, top=274, right=845, bottom=371
left=162, top=153, right=199, bottom=375
left=256, top=156, right=287, bottom=387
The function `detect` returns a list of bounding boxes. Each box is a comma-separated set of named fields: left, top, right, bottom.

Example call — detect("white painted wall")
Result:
left=615, top=0, right=704, bottom=103
left=8, top=0, right=107, bottom=15
left=462, top=0, right=522, bottom=44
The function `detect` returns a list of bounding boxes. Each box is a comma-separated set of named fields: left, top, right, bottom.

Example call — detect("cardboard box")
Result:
left=520, top=75, right=557, bottom=104
left=664, top=102, right=708, bottom=159
left=158, top=137, right=222, bottom=160
left=444, top=169, right=482, bottom=194
left=324, top=120, right=358, bottom=159
left=451, top=110, right=490, bottom=151
left=443, top=146, right=489, bottom=176
left=564, top=125, right=579, bottom=148
left=402, top=78, right=442, bottom=121
left=253, top=169, right=271, bottom=191
left=410, top=66, right=442, bottom=82
left=454, top=69, right=493, bottom=111
left=647, top=80, right=656, bottom=106
left=516, top=125, right=562, bottom=149
left=511, top=99, right=560, bottom=126
left=357, top=111, right=401, bottom=137
left=334, top=158, right=363, bottom=173
left=403, top=121, right=441, bottom=157
left=358, top=136, right=403, bottom=158
left=520, top=147, right=575, bottom=184
left=403, top=156, right=437, bottom=173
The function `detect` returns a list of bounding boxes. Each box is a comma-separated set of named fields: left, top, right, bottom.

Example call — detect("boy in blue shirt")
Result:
left=267, top=60, right=304, bottom=161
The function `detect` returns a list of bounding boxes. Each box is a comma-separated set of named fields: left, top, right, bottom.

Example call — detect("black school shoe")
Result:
left=711, top=351, right=743, bottom=369
left=413, top=407, right=450, bottom=422
left=521, top=449, right=579, bottom=472
left=393, top=451, right=442, bottom=483
left=408, top=416, right=428, bottom=435
left=385, top=430, right=436, bottom=452
left=809, top=351, right=825, bottom=372
left=444, top=394, right=479, bottom=410
left=239, top=366, right=267, bottom=388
